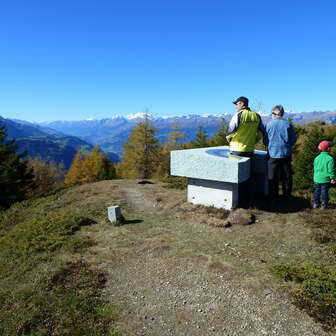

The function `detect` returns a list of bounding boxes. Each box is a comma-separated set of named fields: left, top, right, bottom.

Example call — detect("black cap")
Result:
left=232, top=96, right=249, bottom=106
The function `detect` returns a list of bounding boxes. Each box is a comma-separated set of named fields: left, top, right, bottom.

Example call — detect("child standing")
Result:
left=313, top=141, right=336, bottom=209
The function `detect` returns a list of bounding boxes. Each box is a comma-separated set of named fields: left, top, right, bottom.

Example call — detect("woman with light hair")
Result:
left=264, top=105, right=297, bottom=203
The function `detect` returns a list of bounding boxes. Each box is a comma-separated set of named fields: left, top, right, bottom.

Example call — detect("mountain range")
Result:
left=1, top=109, right=336, bottom=169
left=37, top=114, right=226, bottom=158
left=0, top=116, right=95, bottom=168
left=35, top=109, right=336, bottom=156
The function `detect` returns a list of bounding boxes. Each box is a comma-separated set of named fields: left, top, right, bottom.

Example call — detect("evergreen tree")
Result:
left=120, top=116, right=160, bottom=179
left=0, top=125, right=35, bottom=209
left=293, top=126, right=326, bottom=190
left=323, top=123, right=336, bottom=142
left=210, top=118, right=229, bottom=146
left=193, top=126, right=208, bottom=148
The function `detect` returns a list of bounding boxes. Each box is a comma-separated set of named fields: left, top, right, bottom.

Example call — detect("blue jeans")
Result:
left=313, top=183, right=330, bottom=205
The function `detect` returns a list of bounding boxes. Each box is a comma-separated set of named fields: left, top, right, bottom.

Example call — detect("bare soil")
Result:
left=81, top=180, right=333, bottom=335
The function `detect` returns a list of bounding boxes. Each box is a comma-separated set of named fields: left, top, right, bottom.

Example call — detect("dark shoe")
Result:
left=321, top=203, right=328, bottom=210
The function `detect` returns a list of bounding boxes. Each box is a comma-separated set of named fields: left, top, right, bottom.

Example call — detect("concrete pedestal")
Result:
left=188, top=178, right=238, bottom=209
left=171, top=146, right=268, bottom=209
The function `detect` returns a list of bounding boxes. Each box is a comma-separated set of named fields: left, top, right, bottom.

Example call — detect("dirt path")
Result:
left=108, top=251, right=328, bottom=336
left=116, top=179, right=186, bottom=215
left=90, top=180, right=330, bottom=335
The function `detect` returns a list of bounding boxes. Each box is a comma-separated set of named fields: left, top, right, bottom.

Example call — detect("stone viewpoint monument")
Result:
left=170, top=146, right=268, bottom=210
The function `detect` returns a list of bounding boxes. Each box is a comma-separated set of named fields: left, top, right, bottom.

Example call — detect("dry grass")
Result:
left=2, top=179, right=334, bottom=334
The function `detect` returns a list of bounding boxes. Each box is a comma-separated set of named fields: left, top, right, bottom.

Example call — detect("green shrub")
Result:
left=271, top=263, right=336, bottom=331
left=0, top=211, right=94, bottom=272
left=0, top=261, right=120, bottom=336
left=0, top=190, right=123, bottom=336
left=164, top=176, right=187, bottom=189
left=329, top=187, right=336, bottom=203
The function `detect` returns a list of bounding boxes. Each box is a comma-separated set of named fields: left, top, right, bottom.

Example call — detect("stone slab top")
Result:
left=170, top=146, right=267, bottom=183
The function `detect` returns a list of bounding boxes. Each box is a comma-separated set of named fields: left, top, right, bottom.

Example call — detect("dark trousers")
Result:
left=268, top=157, right=293, bottom=200
left=231, top=151, right=254, bottom=207
left=313, top=183, right=330, bottom=205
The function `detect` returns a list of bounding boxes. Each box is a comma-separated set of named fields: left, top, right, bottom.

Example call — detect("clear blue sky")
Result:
left=0, top=0, right=335, bottom=121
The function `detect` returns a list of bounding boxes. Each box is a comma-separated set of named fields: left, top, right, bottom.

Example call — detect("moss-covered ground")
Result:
left=0, top=184, right=124, bottom=336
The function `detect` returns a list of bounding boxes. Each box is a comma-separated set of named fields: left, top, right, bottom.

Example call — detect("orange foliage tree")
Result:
left=119, top=117, right=161, bottom=179
left=27, top=156, right=64, bottom=197
left=65, top=147, right=115, bottom=185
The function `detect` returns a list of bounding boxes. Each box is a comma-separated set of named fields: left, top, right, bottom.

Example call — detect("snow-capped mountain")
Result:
left=5, top=109, right=336, bottom=162
left=35, top=114, right=228, bottom=157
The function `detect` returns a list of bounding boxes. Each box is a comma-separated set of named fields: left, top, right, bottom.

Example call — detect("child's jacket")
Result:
left=313, top=152, right=336, bottom=183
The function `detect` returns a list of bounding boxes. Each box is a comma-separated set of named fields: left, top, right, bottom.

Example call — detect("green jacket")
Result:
left=226, top=108, right=265, bottom=152
left=313, top=152, right=336, bottom=183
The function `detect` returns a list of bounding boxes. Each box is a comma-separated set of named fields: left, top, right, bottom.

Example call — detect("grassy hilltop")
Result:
left=0, top=182, right=123, bottom=336
left=0, top=180, right=336, bottom=335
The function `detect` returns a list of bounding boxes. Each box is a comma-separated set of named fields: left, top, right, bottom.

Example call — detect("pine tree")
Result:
left=293, top=125, right=326, bottom=190
left=210, top=118, right=229, bottom=146
left=193, top=126, right=208, bottom=148
left=120, top=116, right=160, bottom=179
left=0, top=125, right=35, bottom=209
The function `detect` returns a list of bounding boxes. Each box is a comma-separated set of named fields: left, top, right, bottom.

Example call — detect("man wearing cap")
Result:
left=226, top=96, right=265, bottom=157
left=264, top=105, right=297, bottom=201
left=226, top=96, right=265, bottom=206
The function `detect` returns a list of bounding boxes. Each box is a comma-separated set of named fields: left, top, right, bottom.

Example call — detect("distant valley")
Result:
left=0, top=116, right=94, bottom=168
left=1, top=109, right=336, bottom=169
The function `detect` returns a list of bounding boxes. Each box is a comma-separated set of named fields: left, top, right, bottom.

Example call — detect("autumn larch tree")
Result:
left=27, top=156, right=64, bottom=197
left=120, top=115, right=161, bottom=179
left=156, top=122, right=184, bottom=179
left=64, top=147, right=115, bottom=185
left=64, top=151, right=86, bottom=185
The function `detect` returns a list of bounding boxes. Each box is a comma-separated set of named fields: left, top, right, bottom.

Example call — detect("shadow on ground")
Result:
left=254, top=196, right=311, bottom=213
left=137, top=180, right=154, bottom=185
left=123, top=219, right=144, bottom=225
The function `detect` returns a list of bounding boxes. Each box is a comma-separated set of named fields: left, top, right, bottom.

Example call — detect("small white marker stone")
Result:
left=107, top=206, right=121, bottom=223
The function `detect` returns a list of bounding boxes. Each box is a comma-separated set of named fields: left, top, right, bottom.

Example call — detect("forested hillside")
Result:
left=0, top=117, right=99, bottom=168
